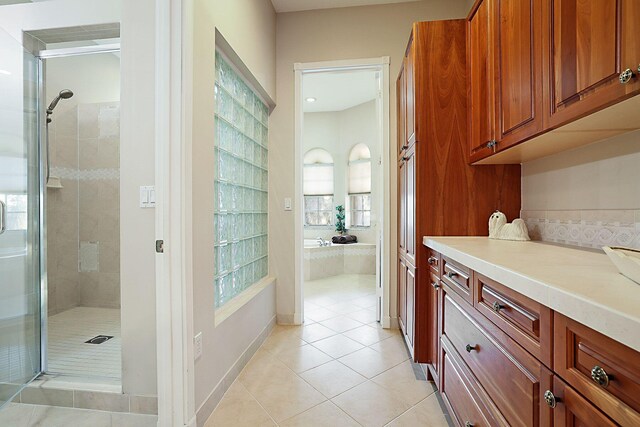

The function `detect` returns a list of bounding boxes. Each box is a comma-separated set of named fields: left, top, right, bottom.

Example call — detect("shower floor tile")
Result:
left=48, top=307, right=121, bottom=383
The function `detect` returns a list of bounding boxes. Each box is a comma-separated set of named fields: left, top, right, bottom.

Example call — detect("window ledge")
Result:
left=215, top=276, right=276, bottom=326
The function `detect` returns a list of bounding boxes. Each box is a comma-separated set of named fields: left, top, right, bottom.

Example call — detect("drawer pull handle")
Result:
left=446, top=271, right=458, bottom=279
left=401, top=144, right=409, bottom=150
left=492, top=301, right=505, bottom=312
left=431, top=282, right=440, bottom=290
left=543, top=390, right=558, bottom=408
left=428, top=256, right=437, bottom=266
left=591, top=365, right=612, bottom=388
left=620, top=68, right=635, bottom=84
left=465, top=344, right=478, bottom=353
left=465, top=423, right=474, bottom=427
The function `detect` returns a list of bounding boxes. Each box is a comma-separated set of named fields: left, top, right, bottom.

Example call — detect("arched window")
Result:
left=303, top=148, right=334, bottom=226
left=348, top=143, right=371, bottom=228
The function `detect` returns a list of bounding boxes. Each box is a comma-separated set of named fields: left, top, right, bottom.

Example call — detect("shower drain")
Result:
left=85, top=335, right=114, bottom=345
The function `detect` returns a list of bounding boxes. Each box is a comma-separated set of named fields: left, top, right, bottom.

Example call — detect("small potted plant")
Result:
left=335, top=205, right=346, bottom=235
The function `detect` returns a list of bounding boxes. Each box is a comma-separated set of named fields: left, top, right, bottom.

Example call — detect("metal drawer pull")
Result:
left=465, top=422, right=474, bottom=427
left=402, top=156, right=410, bottom=161
left=620, top=68, right=635, bottom=84
left=428, top=256, right=437, bottom=265
left=543, top=390, right=558, bottom=408
left=492, top=301, right=505, bottom=312
left=401, top=144, right=409, bottom=150
left=446, top=271, right=458, bottom=279
left=465, top=344, right=478, bottom=353
left=431, top=282, right=440, bottom=290
left=591, top=365, right=612, bottom=388
left=0, top=199, right=5, bottom=235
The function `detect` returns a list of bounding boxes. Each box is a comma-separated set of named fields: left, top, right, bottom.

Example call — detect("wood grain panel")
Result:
left=554, top=313, right=640, bottom=426
left=396, top=64, right=406, bottom=156
left=552, top=376, right=617, bottom=427
left=405, top=36, right=416, bottom=147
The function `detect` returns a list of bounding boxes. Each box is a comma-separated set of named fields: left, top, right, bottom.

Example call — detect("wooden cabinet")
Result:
left=468, top=0, right=640, bottom=163
left=426, top=246, right=640, bottom=427
left=396, top=20, right=521, bottom=366
left=427, top=272, right=441, bottom=382
left=468, top=0, right=545, bottom=162
left=548, top=0, right=640, bottom=128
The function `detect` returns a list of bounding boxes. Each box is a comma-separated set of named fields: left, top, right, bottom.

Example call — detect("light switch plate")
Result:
left=284, top=197, right=292, bottom=211
left=194, top=332, right=203, bottom=360
left=140, top=186, right=156, bottom=208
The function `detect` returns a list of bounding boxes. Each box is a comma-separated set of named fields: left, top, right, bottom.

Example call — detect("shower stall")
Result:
left=0, top=26, right=122, bottom=408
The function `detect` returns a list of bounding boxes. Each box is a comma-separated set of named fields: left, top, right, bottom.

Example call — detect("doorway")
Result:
left=294, top=58, right=391, bottom=330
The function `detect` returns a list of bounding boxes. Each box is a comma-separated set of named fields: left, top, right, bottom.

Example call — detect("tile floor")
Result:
left=48, top=307, right=121, bottom=382
left=0, top=402, right=156, bottom=427
left=206, top=274, right=451, bottom=427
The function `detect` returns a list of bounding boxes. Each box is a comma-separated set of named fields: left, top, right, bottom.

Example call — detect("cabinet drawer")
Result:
left=427, top=248, right=440, bottom=275
left=443, top=290, right=546, bottom=427
left=441, top=337, right=505, bottom=427
left=441, top=256, right=471, bottom=304
left=474, top=273, right=552, bottom=366
left=554, top=313, right=640, bottom=426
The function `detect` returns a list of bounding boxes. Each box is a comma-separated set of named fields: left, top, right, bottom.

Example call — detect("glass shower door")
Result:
left=0, top=29, right=42, bottom=408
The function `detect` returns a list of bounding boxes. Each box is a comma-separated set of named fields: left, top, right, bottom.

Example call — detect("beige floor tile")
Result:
left=305, top=307, right=340, bottom=322
left=273, top=344, right=333, bottom=373
left=279, top=401, right=360, bottom=427
left=249, top=374, right=326, bottom=422
left=206, top=382, right=275, bottom=427
left=325, top=302, right=363, bottom=315
left=301, top=323, right=337, bottom=343
left=238, top=350, right=295, bottom=392
left=311, top=335, right=364, bottom=359
left=261, top=331, right=306, bottom=355
left=347, top=308, right=378, bottom=324
left=342, top=325, right=396, bottom=346
left=0, top=403, right=35, bottom=427
left=29, top=406, right=112, bottom=427
left=299, top=360, right=367, bottom=398
left=351, top=295, right=377, bottom=308
left=369, top=335, right=410, bottom=363
left=332, top=381, right=412, bottom=427
left=319, top=316, right=364, bottom=333
left=338, top=347, right=405, bottom=378
left=306, top=295, right=339, bottom=308
left=371, top=360, right=436, bottom=406
left=270, top=324, right=304, bottom=338
left=386, top=393, right=449, bottom=427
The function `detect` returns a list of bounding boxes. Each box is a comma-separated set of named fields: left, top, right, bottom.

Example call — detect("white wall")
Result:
left=186, top=0, right=277, bottom=421
left=303, top=99, right=380, bottom=244
left=270, top=0, right=471, bottom=323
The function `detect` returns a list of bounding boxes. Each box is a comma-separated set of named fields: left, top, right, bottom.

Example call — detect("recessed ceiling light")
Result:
left=305, top=97, right=317, bottom=103
left=0, top=70, right=11, bottom=76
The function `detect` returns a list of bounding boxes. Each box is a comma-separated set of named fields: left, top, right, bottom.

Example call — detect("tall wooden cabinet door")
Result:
left=398, top=157, right=407, bottom=254
left=404, top=144, right=416, bottom=266
left=396, top=67, right=407, bottom=156
left=405, top=37, right=416, bottom=147
left=494, top=0, right=544, bottom=150
left=468, top=0, right=496, bottom=163
left=550, top=376, right=617, bottom=427
left=549, top=0, right=640, bottom=128
left=427, top=273, right=441, bottom=380
left=405, top=263, right=416, bottom=353
left=398, top=258, right=407, bottom=335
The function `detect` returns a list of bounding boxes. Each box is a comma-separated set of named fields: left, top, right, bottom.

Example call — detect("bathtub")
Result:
left=303, top=241, right=376, bottom=281
left=304, top=239, right=336, bottom=248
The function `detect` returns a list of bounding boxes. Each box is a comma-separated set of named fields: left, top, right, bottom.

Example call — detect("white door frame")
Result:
left=155, top=0, right=196, bottom=426
left=293, top=57, right=392, bottom=328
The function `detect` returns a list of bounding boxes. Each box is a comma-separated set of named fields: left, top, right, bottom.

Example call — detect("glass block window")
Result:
left=214, top=51, right=269, bottom=309
left=304, top=195, right=334, bottom=226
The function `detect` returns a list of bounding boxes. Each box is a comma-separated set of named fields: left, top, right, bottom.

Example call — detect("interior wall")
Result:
left=271, top=0, right=472, bottom=323
left=188, top=0, right=277, bottom=419
left=303, top=99, right=380, bottom=244
left=521, top=131, right=640, bottom=250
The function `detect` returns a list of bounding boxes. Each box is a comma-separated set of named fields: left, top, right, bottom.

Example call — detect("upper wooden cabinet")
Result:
left=468, top=0, right=544, bottom=163
left=468, top=0, right=640, bottom=163
left=548, top=0, right=640, bottom=127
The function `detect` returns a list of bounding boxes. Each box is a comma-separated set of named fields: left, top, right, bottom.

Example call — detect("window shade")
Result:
left=348, top=160, right=371, bottom=194
left=304, top=164, right=334, bottom=195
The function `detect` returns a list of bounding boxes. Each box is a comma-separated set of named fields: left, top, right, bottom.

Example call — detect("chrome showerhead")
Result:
left=47, top=89, right=74, bottom=113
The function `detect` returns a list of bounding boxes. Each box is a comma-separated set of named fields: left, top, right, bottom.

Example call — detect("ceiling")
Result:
left=271, top=0, right=421, bottom=13
left=303, top=69, right=379, bottom=113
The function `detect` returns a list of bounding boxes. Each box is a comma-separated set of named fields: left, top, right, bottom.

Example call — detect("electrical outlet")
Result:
left=194, top=332, right=203, bottom=360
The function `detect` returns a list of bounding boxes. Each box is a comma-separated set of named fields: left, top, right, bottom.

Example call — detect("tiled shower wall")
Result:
left=47, top=102, right=120, bottom=315
left=521, top=130, right=640, bottom=251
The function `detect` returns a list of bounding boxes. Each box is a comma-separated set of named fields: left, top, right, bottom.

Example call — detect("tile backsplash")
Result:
left=521, top=210, right=640, bottom=250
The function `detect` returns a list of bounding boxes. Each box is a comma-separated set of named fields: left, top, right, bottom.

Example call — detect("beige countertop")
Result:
left=423, top=236, right=640, bottom=352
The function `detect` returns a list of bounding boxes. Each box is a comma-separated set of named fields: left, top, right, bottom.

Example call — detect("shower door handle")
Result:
left=0, top=199, right=6, bottom=235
